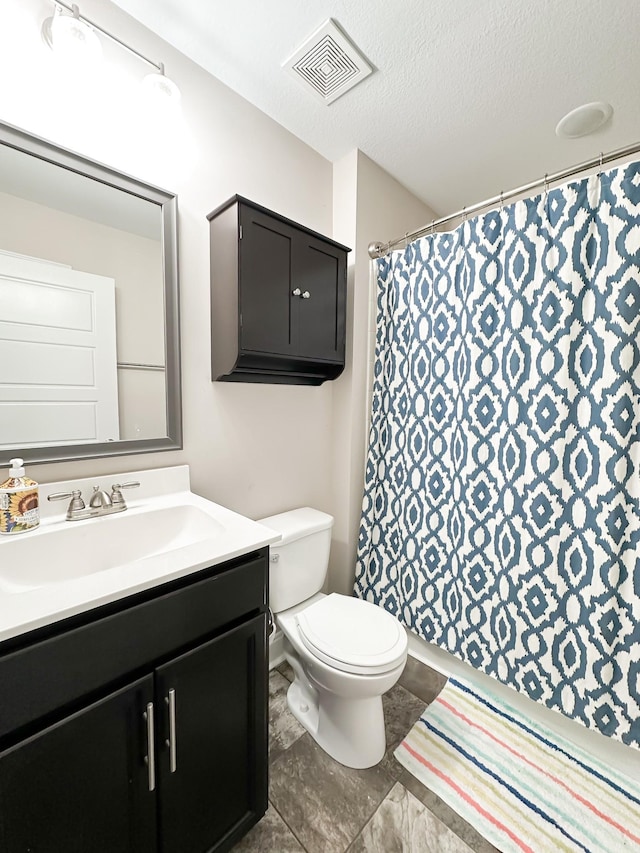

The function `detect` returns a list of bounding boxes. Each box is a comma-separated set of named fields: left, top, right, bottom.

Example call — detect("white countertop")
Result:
left=0, top=465, right=280, bottom=643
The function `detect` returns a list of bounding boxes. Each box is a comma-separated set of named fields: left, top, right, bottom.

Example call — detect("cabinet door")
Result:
left=156, top=615, right=267, bottom=853
left=294, top=234, right=347, bottom=362
left=0, top=675, right=156, bottom=853
left=239, top=206, right=296, bottom=356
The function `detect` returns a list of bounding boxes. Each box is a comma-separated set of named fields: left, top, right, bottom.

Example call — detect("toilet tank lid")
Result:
left=256, top=507, right=333, bottom=545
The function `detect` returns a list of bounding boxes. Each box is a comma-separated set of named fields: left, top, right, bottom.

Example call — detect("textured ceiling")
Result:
left=111, top=0, right=640, bottom=218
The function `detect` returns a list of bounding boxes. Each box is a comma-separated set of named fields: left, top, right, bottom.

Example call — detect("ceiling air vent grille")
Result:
left=283, top=19, right=372, bottom=105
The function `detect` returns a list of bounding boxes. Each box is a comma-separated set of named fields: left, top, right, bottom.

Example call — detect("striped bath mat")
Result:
left=395, top=677, right=640, bottom=852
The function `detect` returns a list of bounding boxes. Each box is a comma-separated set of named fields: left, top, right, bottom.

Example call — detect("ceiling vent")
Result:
left=283, top=19, right=373, bottom=105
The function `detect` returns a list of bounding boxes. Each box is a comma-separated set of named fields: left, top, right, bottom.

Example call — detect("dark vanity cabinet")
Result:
left=0, top=550, right=269, bottom=853
left=0, top=675, right=158, bottom=852
left=208, top=196, right=350, bottom=385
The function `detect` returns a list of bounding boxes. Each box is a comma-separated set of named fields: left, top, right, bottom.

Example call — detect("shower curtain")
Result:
left=354, top=162, right=640, bottom=746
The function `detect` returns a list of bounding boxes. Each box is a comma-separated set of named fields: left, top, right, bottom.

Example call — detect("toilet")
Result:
left=258, top=507, right=408, bottom=769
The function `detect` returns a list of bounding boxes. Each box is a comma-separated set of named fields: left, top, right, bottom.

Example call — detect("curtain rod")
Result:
left=368, top=140, right=640, bottom=259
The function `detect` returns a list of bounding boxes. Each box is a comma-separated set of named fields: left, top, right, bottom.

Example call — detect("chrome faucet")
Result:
left=48, top=481, right=140, bottom=521
left=89, top=485, right=112, bottom=510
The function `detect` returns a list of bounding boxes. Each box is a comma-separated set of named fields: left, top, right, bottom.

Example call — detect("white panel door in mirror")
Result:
left=0, top=252, right=119, bottom=448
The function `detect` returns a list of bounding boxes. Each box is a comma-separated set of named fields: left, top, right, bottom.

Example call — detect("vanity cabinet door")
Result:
left=155, top=614, right=268, bottom=853
left=237, top=201, right=348, bottom=367
left=238, top=205, right=297, bottom=358
left=0, top=675, right=156, bottom=853
left=293, top=233, right=347, bottom=362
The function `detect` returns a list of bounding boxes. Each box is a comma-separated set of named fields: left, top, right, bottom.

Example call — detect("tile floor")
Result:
left=232, top=657, right=500, bottom=853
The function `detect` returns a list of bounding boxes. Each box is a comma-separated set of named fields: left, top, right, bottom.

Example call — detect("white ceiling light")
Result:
left=555, top=102, right=613, bottom=139
left=283, top=19, right=373, bottom=106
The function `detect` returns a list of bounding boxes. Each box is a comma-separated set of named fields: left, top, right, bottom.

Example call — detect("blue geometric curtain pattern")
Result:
left=354, top=163, right=640, bottom=746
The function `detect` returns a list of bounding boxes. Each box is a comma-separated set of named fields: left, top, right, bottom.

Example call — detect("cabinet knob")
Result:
left=301, top=290, right=311, bottom=299
left=292, top=288, right=301, bottom=296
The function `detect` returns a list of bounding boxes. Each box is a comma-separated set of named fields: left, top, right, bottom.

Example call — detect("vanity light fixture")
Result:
left=41, top=1, right=181, bottom=104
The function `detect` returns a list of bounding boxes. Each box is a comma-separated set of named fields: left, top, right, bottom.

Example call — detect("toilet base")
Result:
left=284, top=653, right=387, bottom=769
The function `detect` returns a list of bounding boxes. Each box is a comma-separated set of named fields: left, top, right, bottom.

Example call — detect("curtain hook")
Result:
left=462, top=206, right=467, bottom=223
left=499, top=190, right=504, bottom=210
left=431, top=219, right=435, bottom=234
left=598, top=151, right=604, bottom=176
left=543, top=173, right=549, bottom=199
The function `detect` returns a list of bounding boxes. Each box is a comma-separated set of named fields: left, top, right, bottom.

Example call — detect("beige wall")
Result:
left=2, top=0, right=335, bottom=520
left=2, top=0, right=434, bottom=564
left=329, top=151, right=436, bottom=595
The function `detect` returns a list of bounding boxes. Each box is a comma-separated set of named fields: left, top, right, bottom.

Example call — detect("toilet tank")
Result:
left=257, top=507, right=334, bottom=614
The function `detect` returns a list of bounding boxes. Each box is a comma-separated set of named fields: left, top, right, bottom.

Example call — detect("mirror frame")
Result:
left=0, top=120, right=182, bottom=465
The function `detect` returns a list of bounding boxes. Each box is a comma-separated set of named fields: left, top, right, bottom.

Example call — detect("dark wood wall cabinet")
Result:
left=0, top=550, right=269, bottom=853
left=208, top=196, right=350, bottom=386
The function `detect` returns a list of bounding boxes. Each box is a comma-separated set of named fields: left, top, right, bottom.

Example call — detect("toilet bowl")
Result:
left=278, top=592, right=407, bottom=768
left=258, top=508, right=408, bottom=769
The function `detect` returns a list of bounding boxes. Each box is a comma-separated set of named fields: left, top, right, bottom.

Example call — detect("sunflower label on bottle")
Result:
left=0, top=458, right=40, bottom=535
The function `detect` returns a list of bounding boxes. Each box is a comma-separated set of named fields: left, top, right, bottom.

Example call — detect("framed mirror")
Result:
left=0, top=121, right=181, bottom=465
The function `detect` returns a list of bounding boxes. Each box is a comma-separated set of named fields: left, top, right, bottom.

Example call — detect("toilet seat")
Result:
left=296, top=593, right=407, bottom=675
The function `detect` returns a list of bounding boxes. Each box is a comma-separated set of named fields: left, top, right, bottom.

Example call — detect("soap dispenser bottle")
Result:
left=0, top=458, right=40, bottom=535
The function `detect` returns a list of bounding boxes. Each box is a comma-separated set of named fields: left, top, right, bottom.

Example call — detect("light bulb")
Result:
left=142, top=72, right=181, bottom=104
left=43, top=10, right=102, bottom=67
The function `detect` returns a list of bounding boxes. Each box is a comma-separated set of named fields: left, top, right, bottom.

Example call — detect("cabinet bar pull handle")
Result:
left=144, top=702, right=156, bottom=792
left=165, top=688, right=177, bottom=774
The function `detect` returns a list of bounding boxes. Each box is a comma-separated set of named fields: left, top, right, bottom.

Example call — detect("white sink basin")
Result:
left=0, top=504, right=225, bottom=593
left=0, top=465, right=280, bottom=643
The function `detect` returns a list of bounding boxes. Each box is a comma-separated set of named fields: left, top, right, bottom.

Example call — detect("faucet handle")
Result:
left=48, top=490, right=75, bottom=502
left=48, top=489, right=86, bottom=519
left=111, top=481, right=140, bottom=508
